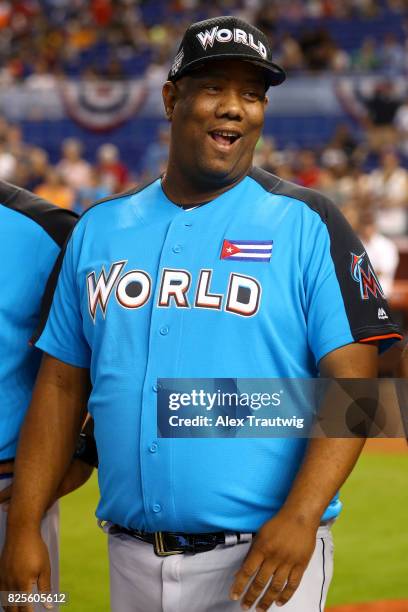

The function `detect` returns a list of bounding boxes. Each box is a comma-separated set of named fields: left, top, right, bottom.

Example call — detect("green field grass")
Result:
left=60, top=475, right=109, bottom=611
left=327, top=453, right=408, bottom=607
left=60, top=453, right=408, bottom=610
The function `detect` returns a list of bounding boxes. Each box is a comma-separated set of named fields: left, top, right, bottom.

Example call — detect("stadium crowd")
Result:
left=0, top=0, right=408, bottom=86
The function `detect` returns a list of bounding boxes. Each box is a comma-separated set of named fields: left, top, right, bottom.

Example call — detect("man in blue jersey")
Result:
left=0, top=17, right=401, bottom=612
left=0, top=181, right=95, bottom=611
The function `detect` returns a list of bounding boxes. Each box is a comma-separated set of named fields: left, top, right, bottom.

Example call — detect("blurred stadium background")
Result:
left=1, top=0, right=407, bottom=610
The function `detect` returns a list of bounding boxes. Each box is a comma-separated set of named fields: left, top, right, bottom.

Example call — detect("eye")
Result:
left=203, top=84, right=221, bottom=93
left=243, top=90, right=263, bottom=101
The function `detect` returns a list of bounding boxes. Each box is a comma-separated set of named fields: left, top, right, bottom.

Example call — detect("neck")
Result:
left=161, top=161, right=249, bottom=206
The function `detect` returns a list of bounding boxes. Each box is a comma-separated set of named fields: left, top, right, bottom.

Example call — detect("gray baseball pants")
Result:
left=107, top=523, right=334, bottom=612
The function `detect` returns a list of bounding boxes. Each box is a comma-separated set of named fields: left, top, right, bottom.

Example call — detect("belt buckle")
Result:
left=153, top=532, right=184, bottom=557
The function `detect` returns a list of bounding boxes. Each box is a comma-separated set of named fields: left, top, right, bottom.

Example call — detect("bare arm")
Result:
left=231, top=342, right=377, bottom=611
left=52, top=413, right=96, bottom=502
left=7, top=354, right=90, bottom=530
left=0, top=416, right=96, bottom=508
left=0, top=354, right=89, bottom=611
left=281, top=342, right=377, bottom=525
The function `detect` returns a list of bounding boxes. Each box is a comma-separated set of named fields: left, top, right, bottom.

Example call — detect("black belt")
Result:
left=109, top=525, right=254, bottom=557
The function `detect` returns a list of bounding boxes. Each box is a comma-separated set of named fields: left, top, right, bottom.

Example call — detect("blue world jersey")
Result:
left=34, top=168, right=401, bottom=532
left=0, top=182, right=76, bottom=462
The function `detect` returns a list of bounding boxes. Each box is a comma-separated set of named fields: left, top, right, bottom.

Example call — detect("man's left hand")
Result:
left=230, top=510, right=319, bottom=610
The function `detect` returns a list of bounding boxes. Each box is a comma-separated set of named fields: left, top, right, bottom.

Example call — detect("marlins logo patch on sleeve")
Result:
left=350, top=252, right=384, bottom=300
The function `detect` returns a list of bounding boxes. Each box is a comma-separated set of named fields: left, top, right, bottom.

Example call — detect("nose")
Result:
left=215, top=87, right=244, bottom=121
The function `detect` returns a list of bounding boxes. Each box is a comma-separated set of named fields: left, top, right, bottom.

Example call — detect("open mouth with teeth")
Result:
left=209, top=130, right=242, bottom=146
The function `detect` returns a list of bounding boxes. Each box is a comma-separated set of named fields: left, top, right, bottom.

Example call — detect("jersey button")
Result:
left=149, top=442, right=158, bottom=453
left=159, top=326, right=169, bottom=336
left=172, top=244, right=182, bottom=253
left=152, top=383, right=159, bottom=392
left=152, top=504, right=162, bottom=513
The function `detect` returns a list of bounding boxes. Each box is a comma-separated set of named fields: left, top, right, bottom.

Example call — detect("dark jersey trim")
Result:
left=0, top=180, right=77, bottom=248
left=248, top=167, right=282, bottom=193
left=31, top=177, right=161, bottom=346
left=30, top=241, right=72, bottom=346
left=249, top=167, right=402, bottom=344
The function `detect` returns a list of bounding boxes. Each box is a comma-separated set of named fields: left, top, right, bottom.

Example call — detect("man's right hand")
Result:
left=0, top=530, right=53, bottom=612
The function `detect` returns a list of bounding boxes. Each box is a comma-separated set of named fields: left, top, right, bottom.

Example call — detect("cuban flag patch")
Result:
left=220, top=239, right=273, bottom=262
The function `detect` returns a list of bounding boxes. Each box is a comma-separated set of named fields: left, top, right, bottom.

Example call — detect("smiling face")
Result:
left=163, top=59, right=268, bottom=194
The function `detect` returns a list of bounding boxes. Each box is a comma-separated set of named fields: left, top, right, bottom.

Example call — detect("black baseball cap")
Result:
left=168, top=16, right=286, bottom=89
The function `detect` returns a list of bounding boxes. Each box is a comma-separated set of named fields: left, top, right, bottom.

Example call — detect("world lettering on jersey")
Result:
left=86, top=261, right=262, bottom=322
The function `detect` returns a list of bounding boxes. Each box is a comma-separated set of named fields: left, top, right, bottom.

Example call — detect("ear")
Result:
left=264, top=95, right=269, bottom=109
left=162, top=81, right=178, bottom=121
